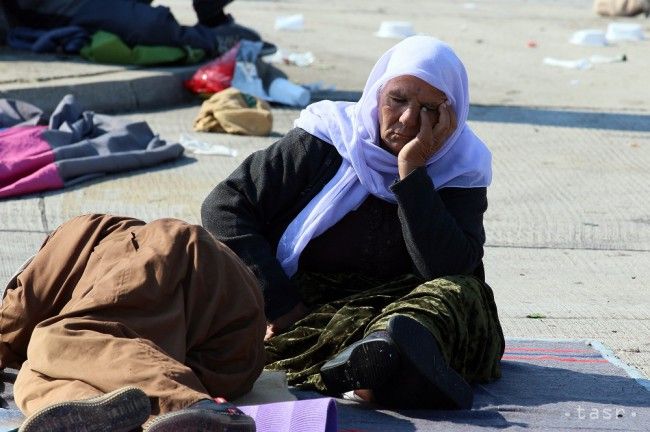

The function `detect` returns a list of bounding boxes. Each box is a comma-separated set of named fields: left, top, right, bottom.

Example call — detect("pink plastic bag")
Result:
left=184, top=43, right=239, bottom=95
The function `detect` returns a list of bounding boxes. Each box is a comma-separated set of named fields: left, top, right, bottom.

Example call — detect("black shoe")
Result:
left=142, top=399, right=255, bottom=432
left=320, top=330, right=400, bottom=394
left=375, top=315, right=473, bottom=409
left=211, top=20, right=276, bottom=56
left=19, top=386, right=151, bottom=432
left=320, top=315, right=474, bottom=410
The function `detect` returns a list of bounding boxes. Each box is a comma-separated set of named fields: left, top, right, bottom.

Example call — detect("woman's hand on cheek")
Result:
left=397, top=101, right=457, bottom=179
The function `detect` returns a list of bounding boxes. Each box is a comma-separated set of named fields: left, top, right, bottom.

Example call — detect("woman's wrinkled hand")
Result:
left=397, top=101, right=457, bottom=179
left=265, top=302, right=310, bottom=341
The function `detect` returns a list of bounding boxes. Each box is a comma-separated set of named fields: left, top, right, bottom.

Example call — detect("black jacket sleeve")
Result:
left=201, top=128, right=341, bottom=321
left=390, top=167, right=487, bottom=279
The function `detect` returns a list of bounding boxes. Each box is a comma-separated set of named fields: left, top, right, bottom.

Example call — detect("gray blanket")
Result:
left=1, top=95, right=184, bottom=198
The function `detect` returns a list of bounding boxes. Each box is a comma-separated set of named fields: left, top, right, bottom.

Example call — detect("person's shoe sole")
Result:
left=142, top=409, right=255, bottom=432
left=384, top=315, right=474, bottom=409
left=19, top=386, right=151, bottom=432
left=320, top=333, right=400, bottom=394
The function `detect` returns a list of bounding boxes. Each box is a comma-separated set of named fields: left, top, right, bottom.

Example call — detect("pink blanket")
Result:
left=0, top=126, right=64, bottom=198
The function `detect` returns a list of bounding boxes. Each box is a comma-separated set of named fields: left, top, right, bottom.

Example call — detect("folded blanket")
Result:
left=193, top=87, right=272, bottom=136
left=0, top=95, right=184, bottom=199
left=240, top=398, right=337, bottom=432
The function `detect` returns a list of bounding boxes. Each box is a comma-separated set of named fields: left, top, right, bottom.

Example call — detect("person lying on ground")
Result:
left=1, top=0, right=275, bottom=56
left=201, top=35, right=505, bottom=409
left=0, top=214, right=265, bottom=431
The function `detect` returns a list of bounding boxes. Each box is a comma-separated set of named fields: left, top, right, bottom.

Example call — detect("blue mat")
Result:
left=2, top=339, right=649, bottom=431
left=327, top=338, right=650, bottom=431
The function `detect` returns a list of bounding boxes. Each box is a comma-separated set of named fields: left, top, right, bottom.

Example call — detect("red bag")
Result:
left=184, top=43, right=239, bottom=95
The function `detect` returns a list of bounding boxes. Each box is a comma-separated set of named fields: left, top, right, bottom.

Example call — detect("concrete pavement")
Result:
left=1, top=0, right=649, bottom=404
left=2, top=0, right=650, bottom=113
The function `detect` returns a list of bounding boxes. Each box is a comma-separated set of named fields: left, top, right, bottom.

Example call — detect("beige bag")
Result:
left=593, top=0, right=650, bottom=16
left=193, top=87, right=273, bottom=136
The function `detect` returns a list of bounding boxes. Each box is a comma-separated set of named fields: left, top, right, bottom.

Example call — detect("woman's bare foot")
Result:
left=342, top=389, right=375, bottom=402
left=353, top=389, right=375, bottom=402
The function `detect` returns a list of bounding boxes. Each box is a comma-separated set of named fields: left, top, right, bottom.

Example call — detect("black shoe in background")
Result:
left=209, top=14, right=276, bottom=56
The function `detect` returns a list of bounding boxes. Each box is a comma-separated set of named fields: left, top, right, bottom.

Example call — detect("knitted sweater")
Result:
left=201, top=128, right=488, bottom=321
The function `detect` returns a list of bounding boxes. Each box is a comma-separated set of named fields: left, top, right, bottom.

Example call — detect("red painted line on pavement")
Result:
left=502, top=355, right=608, bottom=363
left=505, top=347, right=594, bottom=354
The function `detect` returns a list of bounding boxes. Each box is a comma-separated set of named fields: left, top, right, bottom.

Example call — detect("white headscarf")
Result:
left=276, top=36, right=492, bottom=276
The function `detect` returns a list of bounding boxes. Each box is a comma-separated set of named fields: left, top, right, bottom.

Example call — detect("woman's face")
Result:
left=377, top=75, right=448, bottom=156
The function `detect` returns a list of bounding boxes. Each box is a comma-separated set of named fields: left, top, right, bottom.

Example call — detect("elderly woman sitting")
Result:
left=201, top=35, right=505, bottom=409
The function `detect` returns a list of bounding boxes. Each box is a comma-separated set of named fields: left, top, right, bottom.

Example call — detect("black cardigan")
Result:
left=202, top=128, right=488, bottom=321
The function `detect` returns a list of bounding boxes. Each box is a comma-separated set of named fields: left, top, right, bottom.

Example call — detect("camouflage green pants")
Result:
left=265, top=273, right=505, bottom=393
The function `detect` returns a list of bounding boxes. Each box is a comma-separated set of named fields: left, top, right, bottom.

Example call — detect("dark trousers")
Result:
left=3, top=0, right=230, bottom=54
